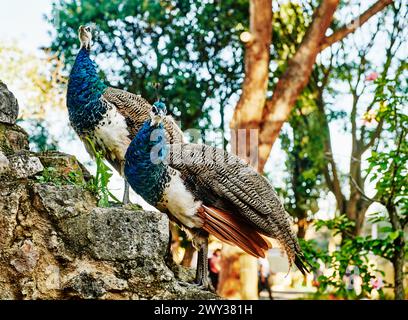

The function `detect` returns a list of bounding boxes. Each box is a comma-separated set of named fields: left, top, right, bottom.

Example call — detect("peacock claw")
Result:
left=178, top=280, right=215, bottom=292
left=194, top=279, right=215, bottom=292
left=178, top=281, right=192, bottom=288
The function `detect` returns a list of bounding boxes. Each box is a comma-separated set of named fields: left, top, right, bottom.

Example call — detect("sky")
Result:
left=0, top=0, right=52, bottom=52
left=0, top=0, right=389, bottom=218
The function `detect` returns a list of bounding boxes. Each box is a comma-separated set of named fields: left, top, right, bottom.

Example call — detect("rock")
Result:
left=0, top=183, right=26, bottom=250
left=81, top=208, right=170, bottom=261
left=64, top=272, right=107, bottom=299
left=0, top=151, right=9, bottom=173
left=0, top=181, right=218, bottom=299
left=0, top=81, right=19, bottom=124
left=7, top=151, right=43, bottom=179
left=36, top=151, right=90, bottom=184
left=0, top=123, right=29, bottom=155
left=0, top=96, right=218, bottom=300
left=10, top=240, right=39, bottom=274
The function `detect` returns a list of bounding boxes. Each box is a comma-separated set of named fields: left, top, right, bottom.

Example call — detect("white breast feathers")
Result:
left=159, top=170, right=203, bottom=229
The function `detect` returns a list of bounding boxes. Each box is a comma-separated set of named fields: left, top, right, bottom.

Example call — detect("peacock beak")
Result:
left=150, top=112, right=165, bottom=126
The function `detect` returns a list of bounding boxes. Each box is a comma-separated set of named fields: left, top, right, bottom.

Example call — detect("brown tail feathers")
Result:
left=198, top=205, right=271, bottom=258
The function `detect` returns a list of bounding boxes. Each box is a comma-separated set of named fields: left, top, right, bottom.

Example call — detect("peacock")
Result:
left=67, top=25, right=183, bottom=203
left=124, top=102, right=310, bottom=289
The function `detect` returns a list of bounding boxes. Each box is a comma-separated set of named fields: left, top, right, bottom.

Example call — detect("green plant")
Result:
left=85, top=137, right=120, bottom=207
left=300, top=217, right=387, bottom=300
left=36, top=166, right=85, bottom=187
left=66, top=170, right=83, bottom=186
left=35, top=166, right=60, bottom=184
left=363, top=72, right=408, bottom=300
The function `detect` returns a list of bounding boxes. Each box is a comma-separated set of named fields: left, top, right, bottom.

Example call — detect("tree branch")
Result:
left=350, top=175, right=380, bottom=203
left=318, top=94, right=345, bottom=213
left=257, top=0, right=340, bottom=171
left=238, top=0, right=392, bottom=172
left=361, top=119, right=384, bottom=154
left=320, top=0, right=394, bottom=51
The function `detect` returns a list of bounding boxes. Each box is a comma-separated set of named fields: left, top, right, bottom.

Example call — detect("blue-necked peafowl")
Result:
left=67, top=25, right=183, bottom=203
left=124, top=103, right=310, bottom=289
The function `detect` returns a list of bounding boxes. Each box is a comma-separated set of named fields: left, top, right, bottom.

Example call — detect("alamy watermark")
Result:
left=149, top=125, right=261, bottom=172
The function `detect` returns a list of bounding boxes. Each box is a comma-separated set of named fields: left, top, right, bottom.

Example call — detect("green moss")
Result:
left=35, top=151, right=87, bottom=187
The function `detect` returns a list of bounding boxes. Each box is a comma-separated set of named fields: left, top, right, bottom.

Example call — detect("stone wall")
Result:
left=0, top=81, right=216, bottom=300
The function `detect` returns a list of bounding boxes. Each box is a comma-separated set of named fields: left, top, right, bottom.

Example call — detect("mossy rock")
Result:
left=0, top=123, right=29, bottom=155
left=35, top=151, right=91, bottom=185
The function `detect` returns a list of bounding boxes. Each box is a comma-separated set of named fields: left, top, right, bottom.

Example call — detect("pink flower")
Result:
left=365, top=72, right=378, bottom=81
left=370, top=277, right=384, bottom=290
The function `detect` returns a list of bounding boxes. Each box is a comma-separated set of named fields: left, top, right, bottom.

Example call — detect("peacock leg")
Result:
left=122, top=179, right=130, bottom=205
left=165, top=224, right=174, bottom=266
left=195, top=237, right=214, bottom=291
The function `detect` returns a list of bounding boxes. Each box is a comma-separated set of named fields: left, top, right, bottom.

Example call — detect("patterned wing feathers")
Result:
left=103, top=87, right=183, bottom=143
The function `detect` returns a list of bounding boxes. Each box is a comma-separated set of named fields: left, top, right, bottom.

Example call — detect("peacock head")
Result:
left=78, top=25, right=94, bottom=50
left=150, top=101, right=167, bottom=125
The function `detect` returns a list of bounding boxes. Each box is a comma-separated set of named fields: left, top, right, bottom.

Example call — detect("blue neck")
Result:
left=124, top=121, right=169, bottom=206
left=67, top=48, right=108, bottom=134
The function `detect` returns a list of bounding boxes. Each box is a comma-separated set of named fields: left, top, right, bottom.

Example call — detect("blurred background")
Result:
left=0, top=0, right=406, bottom=300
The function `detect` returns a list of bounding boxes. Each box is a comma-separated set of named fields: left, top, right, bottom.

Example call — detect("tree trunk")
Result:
left=230, top=0, right=272, bottom=168
left=239, top=254, right=259, bottom=300
left=296, top=216, right=308, bottom=239
left=345, top=198, right=370, bottom=236
left=392, top=237, right=406, bottom=300
left=388, top=204, right=406, bottom=300
left=218, top=247, right=259, bottom=299
left=218, top=245, right=243, bottom=299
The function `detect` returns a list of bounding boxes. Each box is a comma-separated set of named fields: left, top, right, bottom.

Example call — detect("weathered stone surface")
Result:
left=0, top=81, right=18, bottom=124
left=83, top=208, right=169, bottom=261
left=7, top=152, right=43, bottom=179
left=0, top=183, right=26, bottom=250
left=10, top=240, right=40, bottom=274
left=0, top=151, right=9, bottom=173
left=0, top=181, right=217, bottom=300
left=0, top=123, right=29, bottom=155
left=37, top=151, right=90, bottom=183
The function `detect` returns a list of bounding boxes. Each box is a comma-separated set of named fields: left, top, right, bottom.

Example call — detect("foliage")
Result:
left=314, top=215, right=355, bottom=237
left=366, top=72, right=408, bottom=212
left=85, top=137, right=120, bottom=207
left=280, top=107, right=325, bottom=230
left=270, top=1, right=310, bottom=82
left=36, top=166, right=83, bottom=186
left=273, top=3, right=326, bottom=230
left=365, top=67, right=407, bottom=299
left=0, top=44, right=66, bottom=119
left=301, top=49, right=408, bottom=299
left=49, top=0, right=248, bottom=134
left=300, top=217, right=387, bottom=300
